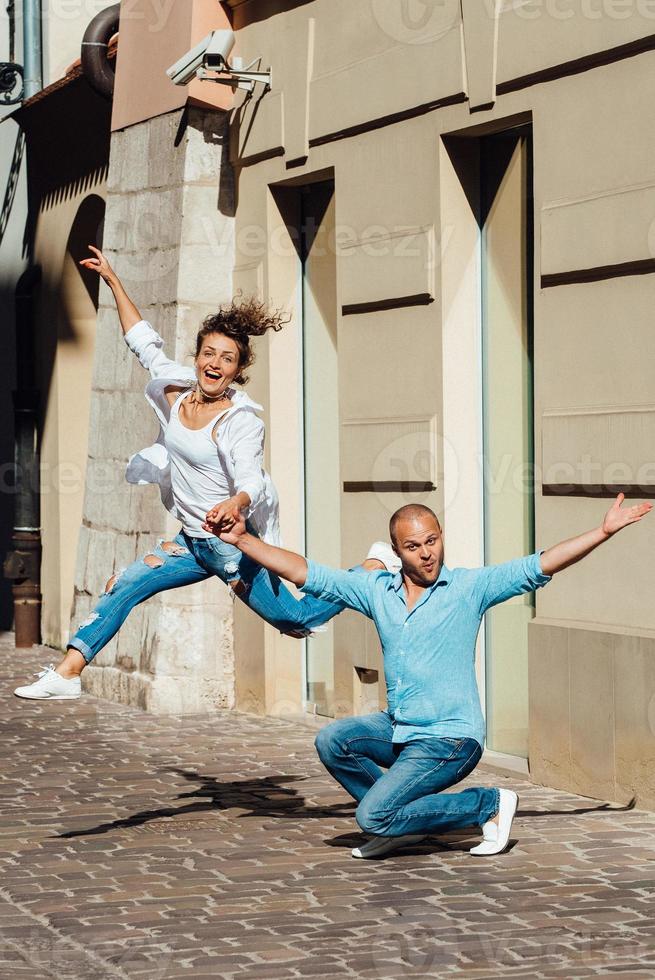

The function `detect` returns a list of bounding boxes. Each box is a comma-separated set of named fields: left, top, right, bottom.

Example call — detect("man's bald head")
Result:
left=389, top=504, right=442, bottom=547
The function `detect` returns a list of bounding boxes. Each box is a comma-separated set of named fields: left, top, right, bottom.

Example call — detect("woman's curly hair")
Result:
left=195, top=293, right=289, bottom=385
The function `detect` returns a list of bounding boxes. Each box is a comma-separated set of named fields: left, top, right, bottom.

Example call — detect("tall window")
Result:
left=480, top=130, right=534, bottom=757
left=300, top=180, right=339, bottom=717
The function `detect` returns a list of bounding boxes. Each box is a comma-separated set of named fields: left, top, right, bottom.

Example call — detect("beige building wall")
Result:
left=37, top=187, right=106, bottom=649
left=16, top=70, right=113, bottom=652
left=4, top=4, right=119, bottom=646
left=221, top=0, right=655, bottom=805
left=49, top=0, right=655, bottom=805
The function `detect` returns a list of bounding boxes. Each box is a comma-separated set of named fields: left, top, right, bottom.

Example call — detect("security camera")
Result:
left=166, top=30, right=235, bottom=86
left=167, top=28, right=271, bottom=93
left=203, top=30, right=236, bottom=72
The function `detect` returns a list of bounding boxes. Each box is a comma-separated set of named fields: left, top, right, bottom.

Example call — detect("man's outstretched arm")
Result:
left=203, top=508, right=374, bottom=616
left=540, top=492, right=652, bottom=576
left=205, top=511, right=308, bottom=586
left=477, top=492, right=651, bottom=612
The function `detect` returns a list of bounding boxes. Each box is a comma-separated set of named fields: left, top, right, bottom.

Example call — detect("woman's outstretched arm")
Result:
left=80, top=246, right=194, bottom=387
left=79, top=246, right=141, bottom=335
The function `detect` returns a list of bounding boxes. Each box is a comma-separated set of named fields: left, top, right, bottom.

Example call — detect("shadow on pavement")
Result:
left=323, top=797, right=637, bottom=856
left=53, top=768, right=356, bottom=839
left=324, top=831, right=482, bottom=855
left=51, top=766, right=635, bottom=842
left=517, top=796, right=636, bottom=817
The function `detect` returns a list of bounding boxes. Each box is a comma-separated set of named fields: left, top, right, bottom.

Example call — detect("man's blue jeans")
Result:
left=315, top=711, right=499, bottom=837
left=70, top=530, right=349, bottom=664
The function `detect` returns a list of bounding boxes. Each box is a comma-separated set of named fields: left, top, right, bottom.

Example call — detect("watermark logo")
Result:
left=1, top=929, right=173, bottom=979
left=369, top=429, right=458, bottom=516
left=43, top=0, right=177, bottom=33
left=370, top=0, right=462, bottom=45
left=367, top=917, right=652, bottom=975
left=502, top=0, right=655, bottom=21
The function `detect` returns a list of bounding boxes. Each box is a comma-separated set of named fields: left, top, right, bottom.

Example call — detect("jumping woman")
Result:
left=14, top=247, right=398, bottom=700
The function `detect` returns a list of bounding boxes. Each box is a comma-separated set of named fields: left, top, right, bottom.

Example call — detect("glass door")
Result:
left=481, top=130, right=535, bottom=758
left=300, top=181, right=339, bottom=717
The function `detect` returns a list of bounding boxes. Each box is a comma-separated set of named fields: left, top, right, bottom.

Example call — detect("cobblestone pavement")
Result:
left=2, top=640, right=655, bottom=979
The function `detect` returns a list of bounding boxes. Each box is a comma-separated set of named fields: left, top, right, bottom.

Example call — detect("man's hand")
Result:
left=203, top=508, right=309, bottom=586
left=203, top=505, right=246, bottom=543
left=601, top=492, right=652, bottom=537
left=205, top=494, right=250, bottom=535
left=540, top=491, right=652, bottom=576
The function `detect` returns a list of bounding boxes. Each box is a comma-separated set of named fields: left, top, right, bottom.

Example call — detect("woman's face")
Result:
left=195, top=332, right=241, bottom=397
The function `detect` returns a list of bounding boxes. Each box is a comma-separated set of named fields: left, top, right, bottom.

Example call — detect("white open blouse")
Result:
left=123, top=320, right=281, bottom=546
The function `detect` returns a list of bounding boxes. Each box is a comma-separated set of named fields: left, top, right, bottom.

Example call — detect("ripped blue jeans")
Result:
left=69, top=530, right=352, bottom=664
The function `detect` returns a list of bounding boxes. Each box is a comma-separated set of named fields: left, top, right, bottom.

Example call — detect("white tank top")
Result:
left=164, top=390, right=232, bottom=538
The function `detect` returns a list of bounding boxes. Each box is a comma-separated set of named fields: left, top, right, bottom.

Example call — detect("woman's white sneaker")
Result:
left=14, top=665, right=81, bottom=700
left=365, top=541, right=402, bottom=574
left=469, top=788, right=518, bottom=856
left=352, top=834, right=427, bottom=859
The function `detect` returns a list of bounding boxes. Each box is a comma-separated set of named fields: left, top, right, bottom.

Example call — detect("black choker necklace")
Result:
left=195, top=385, right=231, bottom=404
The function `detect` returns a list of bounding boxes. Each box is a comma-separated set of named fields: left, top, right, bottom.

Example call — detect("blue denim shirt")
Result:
left=301, top=552, right=551, bottom=746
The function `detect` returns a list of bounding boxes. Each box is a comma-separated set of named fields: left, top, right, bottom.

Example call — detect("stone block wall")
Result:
left=70, top=107, right=236, bottom=713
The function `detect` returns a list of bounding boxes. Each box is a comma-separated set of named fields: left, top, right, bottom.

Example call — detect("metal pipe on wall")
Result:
left=4, top=266, right=42, bottom=647
left=22, top=0, right=43, bottom=99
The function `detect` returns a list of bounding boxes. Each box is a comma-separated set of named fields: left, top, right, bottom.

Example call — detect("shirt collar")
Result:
left=391, top=563, right=451, bottom=593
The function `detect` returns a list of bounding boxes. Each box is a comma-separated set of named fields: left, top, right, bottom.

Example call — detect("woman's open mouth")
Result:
left=205, top=370, right=221, bottom=381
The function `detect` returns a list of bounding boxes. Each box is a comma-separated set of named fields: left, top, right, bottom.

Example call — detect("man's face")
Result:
left=392, top=514, right=444, bottom=587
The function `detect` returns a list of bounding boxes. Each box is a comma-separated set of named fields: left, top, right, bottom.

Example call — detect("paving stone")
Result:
left=3, top=638, right=655, bottom=979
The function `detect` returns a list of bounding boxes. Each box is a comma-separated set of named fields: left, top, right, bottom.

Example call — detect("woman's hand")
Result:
left=80, top=246, right=143, bottom=335
left=79, top=245, right=116, bottom=284
left=601, top=492, right=653, bottom=537
left=219, top=511, right=247, bottom=545
left=203, top=504, right=246, bottom=543
left=204, top=496, right=246, bottom=535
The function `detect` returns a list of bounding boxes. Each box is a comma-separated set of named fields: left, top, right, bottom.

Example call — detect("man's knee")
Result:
left=314, top=722, right=345, bottom=765
left=356, top=798, right=392, bottom=836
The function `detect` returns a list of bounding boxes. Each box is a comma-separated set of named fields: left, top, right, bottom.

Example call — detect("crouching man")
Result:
left=205, top=493, right=650, bottom=859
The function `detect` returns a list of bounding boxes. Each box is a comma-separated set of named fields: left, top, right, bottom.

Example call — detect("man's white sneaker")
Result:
left=365, top=541, right=402, bottom=574
left=14, top=665, right=81, bottom=700
left=469, top=788, right=518, bottom=856
left=352, top=834, right=427, bottom=859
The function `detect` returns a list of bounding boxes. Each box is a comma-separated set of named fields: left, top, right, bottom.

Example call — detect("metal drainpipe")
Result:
left=22, top=0, right=43, bottom=99
left=80, top=3, right=120, bottom=99
left=3, top=3, right=44, bottom=646
left=4, top=267, right=42, bottom=647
